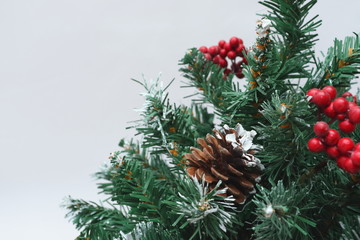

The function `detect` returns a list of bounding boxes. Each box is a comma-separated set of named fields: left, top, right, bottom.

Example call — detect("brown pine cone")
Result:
left=185, top=124, right=263, bottom=204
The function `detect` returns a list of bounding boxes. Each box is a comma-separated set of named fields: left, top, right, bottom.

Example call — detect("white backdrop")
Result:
left=0, top=1, right=359, bottom=239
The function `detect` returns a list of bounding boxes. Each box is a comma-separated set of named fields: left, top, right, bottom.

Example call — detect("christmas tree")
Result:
left=64, top=0, right=360, bottom=239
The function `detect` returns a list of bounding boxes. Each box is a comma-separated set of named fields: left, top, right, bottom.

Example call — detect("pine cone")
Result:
left=185, top=124, right=264, bottom=204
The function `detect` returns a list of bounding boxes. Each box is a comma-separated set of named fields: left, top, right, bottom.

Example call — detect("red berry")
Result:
left=322, top=86, right=337, bottom=100
left=218, top=40, right=226, bottom=48
left=204, top=53, right=212, bottom=60
left=212, top=55, right=221, bottom=64
left=235, top=44, right=245, bottom=56
left=199, top=46, right=208, bottom=53
left=344, top=158, right=360, bottom=174
left=208, top=46, right=219, bottom=56
left=219, top=49, right=228, bottom=58
left=219, top=58, right=228, bottom=68
left=351, top=151, right=360, bottom=167
left=336, top=113, right=347, bottom=121
left=224, top=42, right=231, bottom=51
left=314, top=121, right=330, bottom=137
left=306, top=88, right=320, bottom=102
left=308, top=138, right=325, bottom=153
left=337, top=156, right=349, bottom=169
left=349, top=102, right=357, bottom=110
left=227, top=51, right=237, bottom=59
left=323, top=103, right=337, bottom=118
left=312, top=90, right=331, bottom=108
left=339, top=120, right=356, bottom=133
left=337, top=137, right=355, bottom=154
left=224, top=68, right=231, bottom=75
left=235, top=70, right=244, bottom=79
left=229, top=37, right=239, bottom=49
left=324, top=129, right=341, bottom=146
left=348, top=102, right=357, bottom=109
left=333, top=97, right=349, bottom=113
left=342, top=92, right=353, bottom=98
left=348, top=106, right=360, bottom=124
left=326, top=146, right=340, bottom=159
left=354, top=143, right=360, bottom=152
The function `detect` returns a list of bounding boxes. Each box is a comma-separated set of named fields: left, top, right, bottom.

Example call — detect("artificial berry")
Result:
left=337, top=156, right=349, bottom=170
left=227, top=51, right=236, bottom=59
left=219, top=58, right=228, bottom=68
left=324, top=129, right=341, bottom=146
left=312, top=90, right=331, bottom=108
left=333, top=97, right=349, bottom=113
left=199, top=46, right=208, bottom=53
left=343, top=158, right=360, bottom=174
left=212, top=55, right=221, bottom=64
left=348, top=102, right=357, bottom=110
left=337, top=137, right=355, bottom=154
left=322, top=86, right=337, bottom=100
left=204, top=53, right=212, bottom=60
left=336, top=113, right=347, bottom=121
left=218, top=40, right=226, bottom=48
left=235, top=71, right=244, bottom=79
left=313, top=121, right=329, bottom=137
left=219, top=49, right=227, bottom=58
left=338, top=120, right=356, bottom=133
left=208, top=46, right=219, bottom=56
left=229, top=37, right=240, bottom=49
left=236, top=44, right=245, bottom=56
left=224, top=42, right=232, bottom=51
left=199, top=37, right=246, bottom=79
left=342, top=92, right=353, bottom=98
left=351, top=151, right=360, bottom=167
left=224, top=69, right=232, bottom=75
left=307, top=138, right=325, bottom=153
left=323, top=103, right=337, bottom=118
left=306, top=88, right=320, bottom=102
left=326, top=146, right=340, bottom=159
left=354, top=143, right=360, bottom=152
left=348, top=106, right=360, bottom=124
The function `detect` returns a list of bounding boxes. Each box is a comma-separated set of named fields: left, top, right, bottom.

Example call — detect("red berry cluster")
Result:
left=307, top=86, right=360, bottom=174
left=199, top=37, right=247, bottom=79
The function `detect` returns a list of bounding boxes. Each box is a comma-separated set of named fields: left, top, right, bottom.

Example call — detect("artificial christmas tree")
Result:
left=64, top=0, right=360, bottom=239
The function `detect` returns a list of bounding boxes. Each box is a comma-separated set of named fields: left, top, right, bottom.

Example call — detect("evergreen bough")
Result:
left=64, top=1, right=360, bottom=239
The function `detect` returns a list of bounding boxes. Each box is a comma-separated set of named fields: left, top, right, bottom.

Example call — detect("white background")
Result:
left=0, top=1, right=359, bottom=239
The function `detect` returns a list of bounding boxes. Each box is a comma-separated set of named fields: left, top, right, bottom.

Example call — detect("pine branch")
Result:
left=130, top=223, right=185, bottom=240
left=304, top=34, right=360, bottom=92
left=255, top=90, right=319, bottom=182
left=161, top=177, right=240, bottom=240
left=260, top=0, right=321, bottom=71
left=253, top=181, right=317, bottom=240
left=179, top=48, right=246, bottom=124
left=96, top=141, right=179, bottom=223
left=131, top=76, right=214, bottom=156
left=64, top=198, right=134, bottom=240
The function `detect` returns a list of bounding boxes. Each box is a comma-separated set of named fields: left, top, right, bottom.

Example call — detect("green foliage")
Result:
left=162, top=178, right=240, bottom=240
left=255, top=89, right=319, bottom=182
left=64, top=198, right=134, bottom=240
left=131, top=77, right=214, bottom=155
left=253, top=181, right=316, bottom=240
left=304, top=34, right=360, bottom=92
left=64, top=0, right=360, bottom=239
